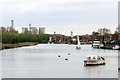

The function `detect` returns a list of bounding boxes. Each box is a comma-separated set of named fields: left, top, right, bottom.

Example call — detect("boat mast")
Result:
left=77, top=35, right=80, bottom=47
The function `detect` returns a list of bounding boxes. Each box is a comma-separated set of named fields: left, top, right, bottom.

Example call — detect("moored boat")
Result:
left=112, top=45, right=120, bottom=50
left=84, top=55, right=105, bottom=66
left=92, top=41, right=100, bottom=48
left=76, top=35, right=81, bottom=50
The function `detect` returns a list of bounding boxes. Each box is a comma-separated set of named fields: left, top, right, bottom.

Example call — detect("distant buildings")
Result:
left=0, top=27, right=7, bottom=33
left=1, top=20, right=17, bottom=33
left=0, top=20, right=46, bottom=35
left=6, top=20, right=16, bottom=32
left=22, top=27, right=28, bottom=34
left=8, top=27, right=16, bottom=32
left=22, top=26, right=45, bottom=34
left=29, top=27, right=38, bottom=34
left=39, top=27, right=45, bottom=34
left=22, top=23, right=41, bottom=34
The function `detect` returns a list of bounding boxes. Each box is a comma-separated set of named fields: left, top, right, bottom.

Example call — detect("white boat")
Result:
left=84, top=55, right=105, bottom=66
left=48, top=36, right=52, bottom=44
left=92, top=41, right=100, bottom=48
left=76, top=35, right=81, bottom=49
left=99, top=44, right=104, bottom=48
left=112, top=45, right=119, bottom=50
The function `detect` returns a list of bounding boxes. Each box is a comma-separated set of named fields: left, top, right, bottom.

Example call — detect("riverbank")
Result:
left=99, top=44, right=120, bottom=50
left=1, top=42, right=39, bottom=50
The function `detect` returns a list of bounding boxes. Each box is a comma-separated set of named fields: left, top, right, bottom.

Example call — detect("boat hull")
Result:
left=92, top=45, right=99, bottom=48
left=84, top=60, right=105, bottom=66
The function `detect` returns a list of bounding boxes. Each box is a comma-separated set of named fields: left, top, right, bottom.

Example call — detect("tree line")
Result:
left=1, top=27, right=120, bottom=44
left=2, top=32, right=51, bottom=44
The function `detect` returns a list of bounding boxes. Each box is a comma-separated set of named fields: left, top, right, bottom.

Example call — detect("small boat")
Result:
left=84, top=55, right=105, bottom=66
left=112, top=45, right=119, bottom=50
left=99, top=44, right=104, bottom=49
left=76, top=35, right=81, bottom=49
left=92, top=41, right=100, bottom=48
left=48, top=36, right=52, bottom=44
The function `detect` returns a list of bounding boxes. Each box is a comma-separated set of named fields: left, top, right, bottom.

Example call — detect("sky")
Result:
left=0, top=0, right=119, bottom=36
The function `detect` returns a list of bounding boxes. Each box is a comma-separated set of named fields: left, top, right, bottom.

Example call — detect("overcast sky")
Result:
left=0, top=0, right=119, bottom=35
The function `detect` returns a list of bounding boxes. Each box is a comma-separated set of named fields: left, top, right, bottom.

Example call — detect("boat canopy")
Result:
left=85, top=55, right=102, bottom=60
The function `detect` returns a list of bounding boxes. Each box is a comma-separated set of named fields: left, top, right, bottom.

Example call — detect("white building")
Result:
left=29, top=27, right=38, bottom=34
left=39, top=27, right=45, bottom=34
left=22, top=27, right=28, bottom=34
left=21, top=26, right=45, bottom=34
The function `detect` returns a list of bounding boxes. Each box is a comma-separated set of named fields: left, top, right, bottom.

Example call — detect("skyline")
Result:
left=0, top=0, right=118, bottom=35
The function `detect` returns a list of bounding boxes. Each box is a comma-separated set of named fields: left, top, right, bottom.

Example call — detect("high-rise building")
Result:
left=39, top=27, right=45, bottom=34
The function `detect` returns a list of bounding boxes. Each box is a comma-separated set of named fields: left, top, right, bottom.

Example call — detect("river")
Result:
left=1, top=44, right=118, bottom=78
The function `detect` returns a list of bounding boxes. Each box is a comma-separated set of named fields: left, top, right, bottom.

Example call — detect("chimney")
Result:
left=29, top=23, right=31, bottom=27
left=29, top=23, right=31, bottom=31
left=11, top=20, right=14, bottom=27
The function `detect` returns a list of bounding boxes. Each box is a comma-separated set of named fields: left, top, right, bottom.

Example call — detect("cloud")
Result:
left=46, top=24, right=117, bottom=35
left=17, top=3, right=36, bottom=15
left=0, top=0, right=118, bottom=15
left=0, top=0, right=118, bottom=35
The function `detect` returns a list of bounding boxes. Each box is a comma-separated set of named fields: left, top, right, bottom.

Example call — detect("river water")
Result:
left=1, top=44, right=118, bottom=78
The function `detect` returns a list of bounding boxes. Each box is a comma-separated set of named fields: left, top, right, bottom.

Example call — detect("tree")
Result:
left=92, top=31, right=100, bottom=41
left=97, top=27, right=111, bottom=35
left=97, top=28, right=111, bottom=42
left=2, top=32, right=51, bottom=44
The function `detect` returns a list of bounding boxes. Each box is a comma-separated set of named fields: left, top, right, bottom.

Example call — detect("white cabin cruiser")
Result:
left=112, top=45, right=119, bottom=50
left=76, top=35, right=81, bottom=49
left=99, top=44, right=104, bottom=49
left=92, top=41, right=100, bottom=48
left=84, top=55, right=105, bottom=66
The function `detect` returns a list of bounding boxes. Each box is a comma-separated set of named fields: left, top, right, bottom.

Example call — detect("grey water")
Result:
left=1, top=44, right=118, bottom=78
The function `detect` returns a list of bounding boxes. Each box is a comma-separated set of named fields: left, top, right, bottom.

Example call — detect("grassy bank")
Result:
left=1, top=42, right=39, bottom=50
left=99, top=43, right=120, bottom=50
left=1, top=32, right=51, bottom=50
